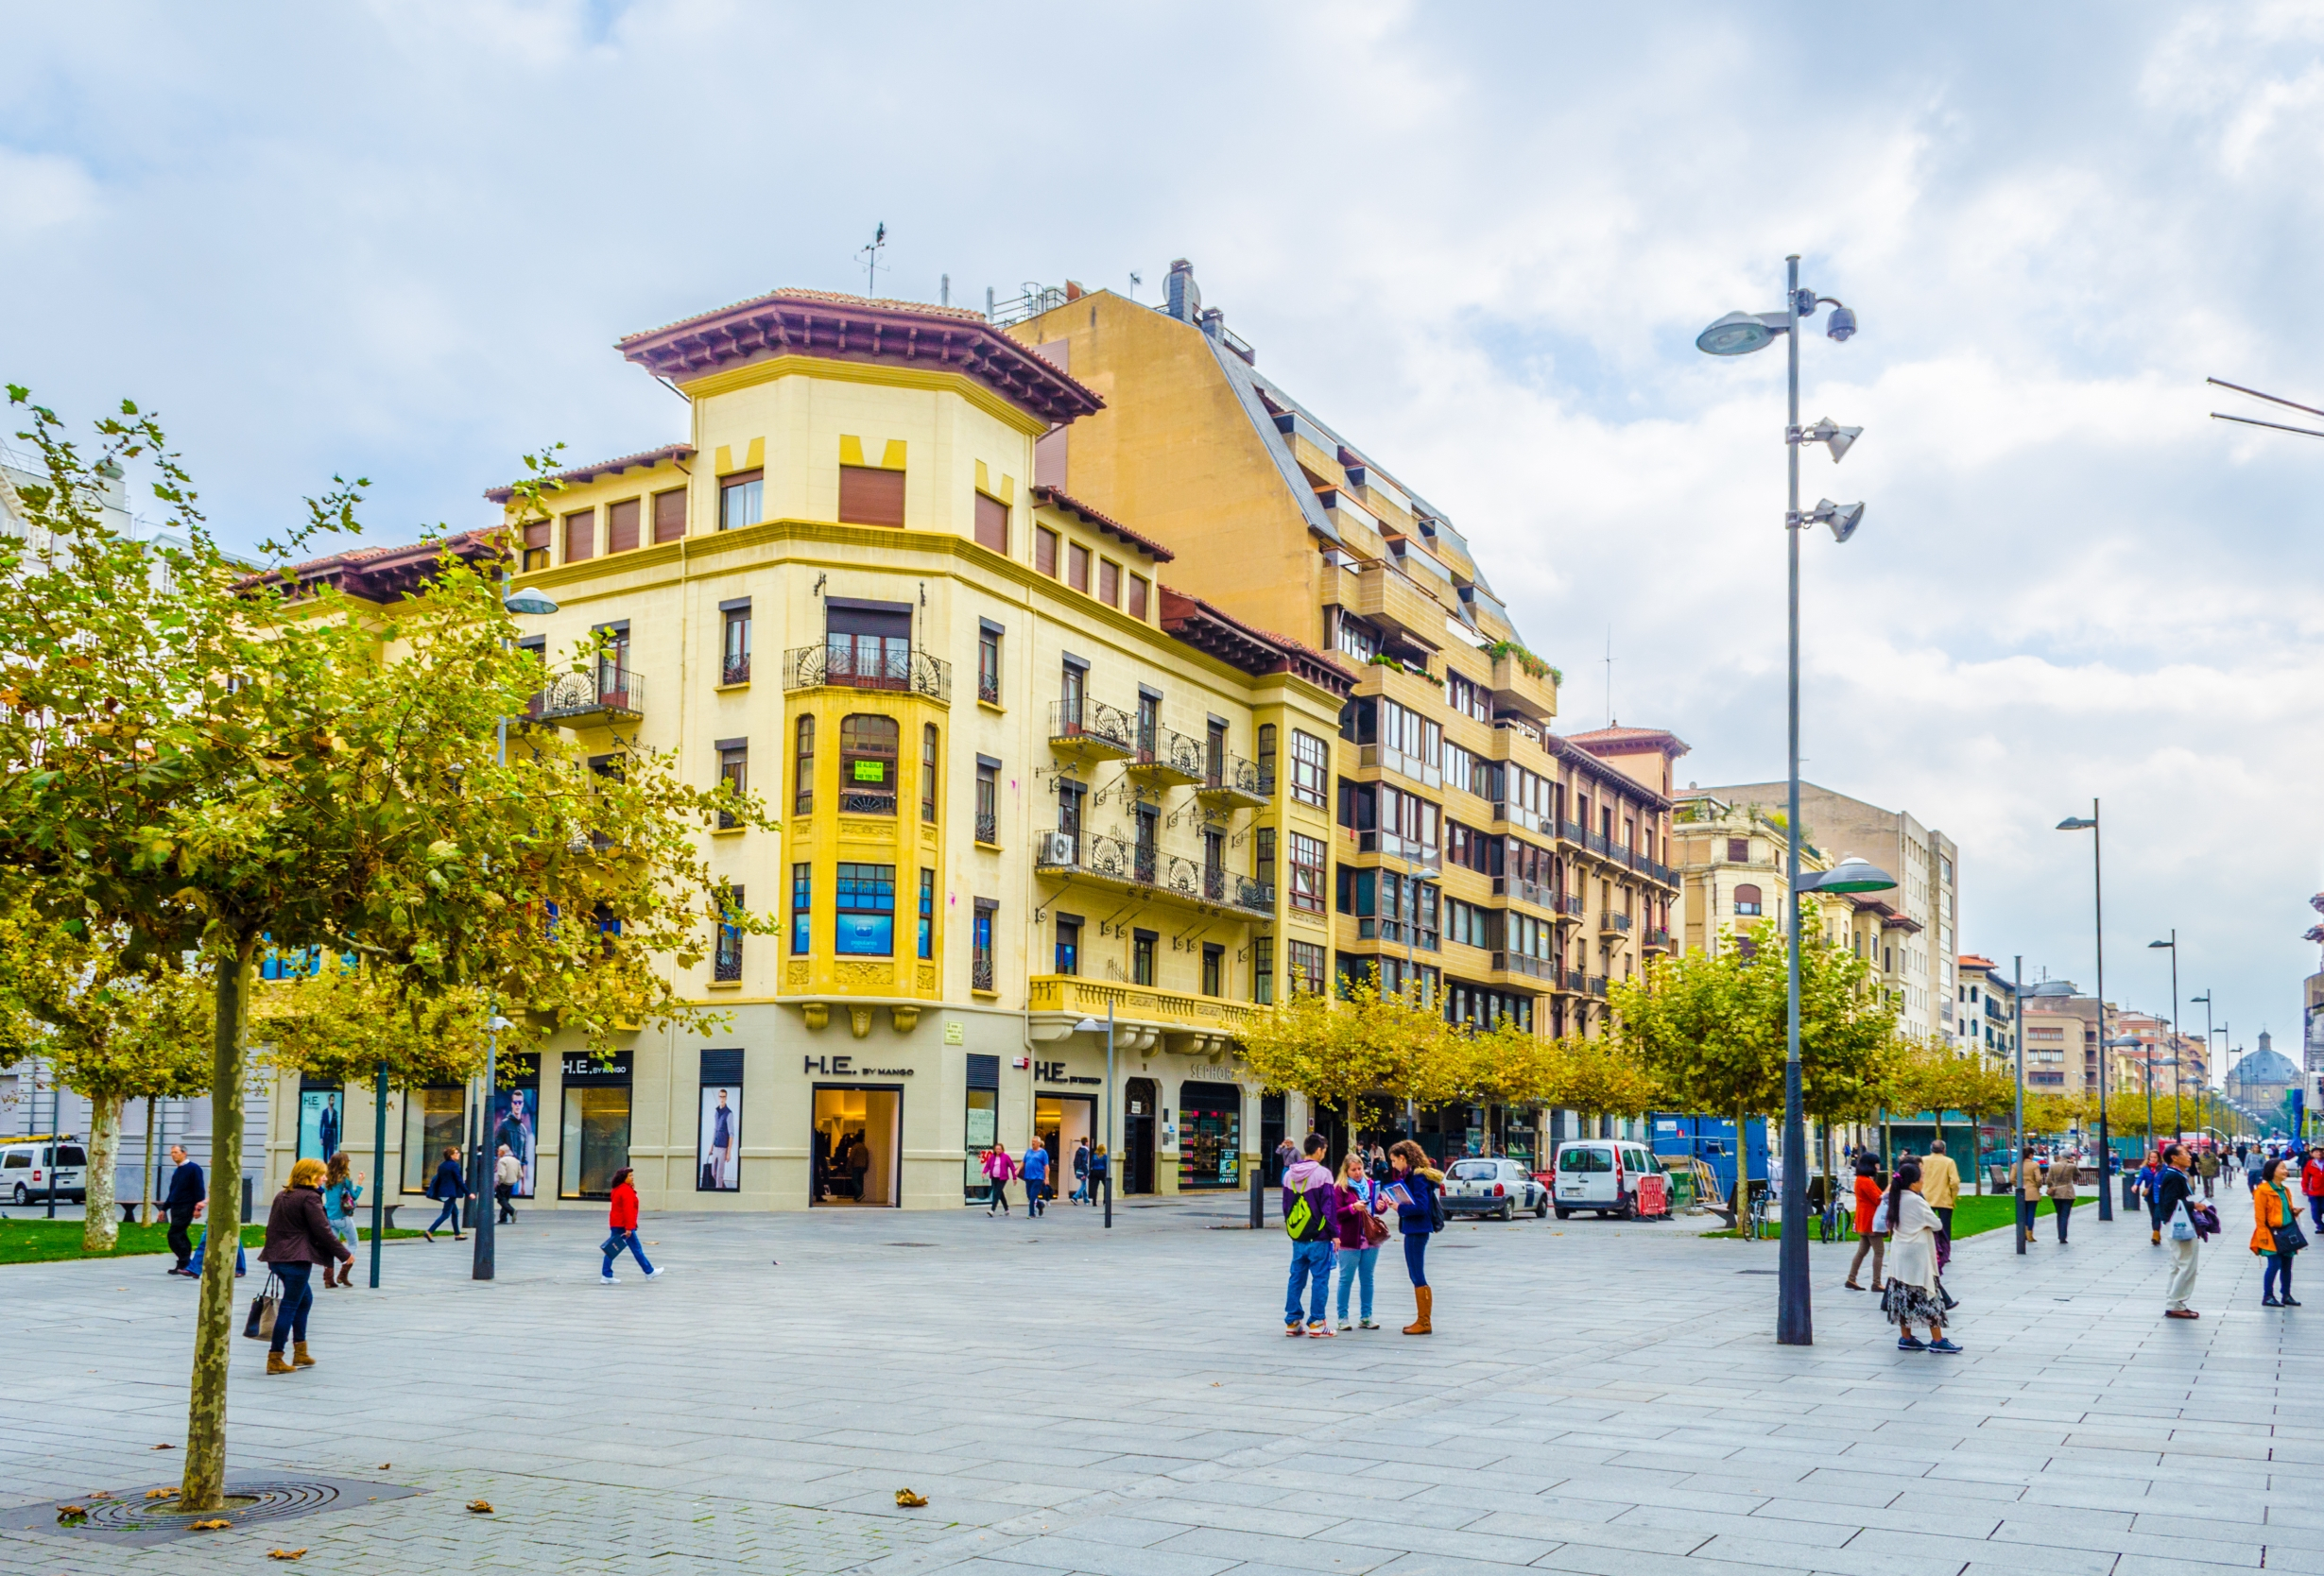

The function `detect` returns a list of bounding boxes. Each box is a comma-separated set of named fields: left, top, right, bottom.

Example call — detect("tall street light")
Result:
left=2191, top=989, right=2213, bottom=1139
left=2056, top=804, right=2112, bottom=1220
left=2148, top=932, right=2179, bottom=1139
left=1698, top=255, right=1865, bottom=1347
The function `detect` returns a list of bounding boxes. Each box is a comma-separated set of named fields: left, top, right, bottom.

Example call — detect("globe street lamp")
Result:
left=2055, top=806, right=2113, bottom=1219
left=1697, top=255, right=1865, bottom=1346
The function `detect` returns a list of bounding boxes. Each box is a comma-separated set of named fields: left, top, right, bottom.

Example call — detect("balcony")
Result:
left=1589, top=975, right=1610, bottom=998
left=1363, top=742, right=1442, bottom=792
left=1488, top=649, right=1558, bottom=724
left=1347, top=560, right=1449, bottom=651
left=1557, top=894, right=1585, bottom=920
left=1490, top=951, right=1557, bottom=982
left=1047, top=698, right=1136, bottom=762
left=783, top=643, right=951, bottom=705
left=1352, top=830, right=1443, bottom=873
left=1489, top=800, right=1550, bottom=836
left=1638, top=857, right=1678, bottom=888
left=1127, top=724, right=1206, bottom=787
left=1494, top=874, right=1558, bottom=911
left=1026, top=974, right=1255, bottom=1051
left=1195, top=753, right=1269, bottom=809
left=1558, top=818, right=1587, bottom=847
left=1599, top=912, right=1633, bottom=936
left=1039, top=831, right=1269, bottom=916
left=1641, top=927, right=1673, bottom=952
left=530, top=664, right=645, bottom=725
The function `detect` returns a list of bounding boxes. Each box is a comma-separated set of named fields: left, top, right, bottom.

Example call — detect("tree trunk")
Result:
left=142, top=1095, right=158, bottom=1225
left=1732, top=1096, right=1749, bottom=1229
left=181, top=936, right=254, bottom=1514
left=80, top=1093, right=123, bottom=1253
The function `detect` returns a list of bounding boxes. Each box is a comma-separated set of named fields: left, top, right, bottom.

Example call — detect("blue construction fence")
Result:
left=1647, top=1113, right=1767, bottom=1205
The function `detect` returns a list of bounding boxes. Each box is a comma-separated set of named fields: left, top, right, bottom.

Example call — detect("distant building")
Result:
left=1955, top=955, right=2015, bottom=1066
left=2225, top=1030, right=2301, bottom=1116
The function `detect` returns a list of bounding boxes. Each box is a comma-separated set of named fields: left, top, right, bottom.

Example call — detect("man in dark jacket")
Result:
left=425, top=1147, right=467, bottom=1242
left=163, top=1146, right=205, bottom=1275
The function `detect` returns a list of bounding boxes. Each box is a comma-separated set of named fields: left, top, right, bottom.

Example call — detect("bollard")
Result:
left=1249, top=1165, right=1264, bottom=1228
left=1103, top=1173, right=1112, bottom=1230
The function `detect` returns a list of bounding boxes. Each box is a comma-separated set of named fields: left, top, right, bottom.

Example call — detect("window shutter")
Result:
left=607, top=498, right=641, bottom=554
left=653, top=487, right=687, bottom=542
left=563, top=508, right=594, bottom=562
left=838, top=465, right=906, bottom=527
left=973, top=492, right=1008, bottom=553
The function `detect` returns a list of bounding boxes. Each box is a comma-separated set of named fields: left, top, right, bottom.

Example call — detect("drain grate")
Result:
left=19, top=1475, right=422, bottom=1547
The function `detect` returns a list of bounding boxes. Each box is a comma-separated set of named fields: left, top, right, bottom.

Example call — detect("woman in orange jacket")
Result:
left=2252, top=1157, right=2302, bottom=1308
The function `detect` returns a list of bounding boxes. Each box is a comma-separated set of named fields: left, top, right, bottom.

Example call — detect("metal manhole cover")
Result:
left=20, top=1474, right=422, bottom=1547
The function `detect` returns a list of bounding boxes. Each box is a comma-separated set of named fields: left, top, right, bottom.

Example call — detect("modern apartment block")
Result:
left=1007, top=265, right=1682, bottom=1066
left=1700, top=780, right=1957, bottom=1042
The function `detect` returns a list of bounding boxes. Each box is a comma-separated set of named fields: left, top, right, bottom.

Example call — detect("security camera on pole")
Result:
left=1696, top=256, right=1871, bottom=1347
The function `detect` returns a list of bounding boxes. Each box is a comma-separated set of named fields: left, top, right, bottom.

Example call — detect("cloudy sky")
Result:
left=8, top=1, right=2322, bottom=1092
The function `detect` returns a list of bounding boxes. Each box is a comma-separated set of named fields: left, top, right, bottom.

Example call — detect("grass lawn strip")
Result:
left=0, top=1219, right=422, bottom=1266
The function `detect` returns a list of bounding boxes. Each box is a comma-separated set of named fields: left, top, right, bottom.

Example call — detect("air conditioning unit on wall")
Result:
left=1039, top=831, right=1077, bottom=866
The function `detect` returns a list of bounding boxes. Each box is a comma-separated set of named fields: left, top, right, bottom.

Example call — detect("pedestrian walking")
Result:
left=1020, top=1139, right=1050, bottom=1217
left=2301, top=1148, right=2324, bottom=1234
left=320, top=1153, right=362, bottom=1287
left=2197, top=1146, right=2220, bottom=1199
left=1844, top=1153, right=1886, bottom=1291
left=2045, top=1149, right=2080, bottom=1245
left=1089, top=1143, right=1110, bottom=1203
left=493, top=1144, right=522, bottom=1224
left=258, top=1157, right=354, bottom=1374
left=1879, top=1159, right=1959, bottom=1353
left=2254, top=1156, right=2305, bottom=1308
left=1368, top=1142, right=1390, bottom=1183
left=1386, top=1139, right=1443, bottom=1335
left=423, top=1146, right=466, bottom=1242
left=2158, top=1144, right=2202, bottom=1319
left=1332, top=1150, right=1386, bottom=1331
left=1071, top=1138, right=1092, bottom=1205
left=1281, top=1135, right=1338, bottom=1337
left=981, top=1146, right=1015, bottom=1214
left=162, top=1144, right=204, bottom=1276
left=599, top=1167, right=663, bottom=1283
left=2247, top=1147, right=2265, bottom=1193
left=187, top=1217, right=248, bottom=1278
left=2013, top=1146, right=2044, bottom=1248
left=1920, top=1139, right=1960, bottom=1265
left=2137, top=1151, right=2166, bottom=1245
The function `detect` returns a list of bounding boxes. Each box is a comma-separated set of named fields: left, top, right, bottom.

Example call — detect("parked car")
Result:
left=1439, top=1156, right=1549, bottom=1220
left=1, top=1139, right=88, bottom=1205
left=1550, top=1140, right=1668, bottom=1220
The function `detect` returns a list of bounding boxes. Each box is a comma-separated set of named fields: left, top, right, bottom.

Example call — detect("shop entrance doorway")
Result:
left=1036, top=1094, right=1094, bottom=1204
left=812, top=1086, right=903, bottom=1206
left=1124, top=1078, right=1157, bottom=1194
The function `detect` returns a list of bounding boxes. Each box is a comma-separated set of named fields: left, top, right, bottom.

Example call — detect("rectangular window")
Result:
left=1257, top=725, right=1278, bottom=796
left=1034, top=525, right=1059, bottom=576
left=721, top=607, right=751, bottom=685
left=1337, top=616, right=1381, bottom=663
left=1055, top=916, right=1081, bottom=976
left=973, top=491, right=1008, bottom=554
left=835, top=863, right=897, bottom=955
left=1127, top=574, right=1148, bottom=618
left=1289, top=729, right=1328, bottom=807
left=716, top=743, right=747, bottom=830
left=977, top=624, right=1001, bottom=705
left=791, top=864, right=811, bottom=954
left=839, top=464, right=906, bottom=526
left=1202, top=943, right=1223, bottom=997
left=1288, top=832, right=1326, bottom=915
left=1133, top=929, right=1157, bottom=986
left=1097, top=557, right=1120, bottom=607
left=1288, top=940, right=1326, bottom=996
left=1067, top=541, right=1091, bottom=593
left=653, top=486, right=687, bottom=543
left=794, top=715, right=815, bottom=815
left=714, top=887, right=744, bottom=982
left=1252, top=936, right=1274, bottom=1004
left=607, top=497, right=641, bottom=554
left=563, top=507, right=595, bottom=562
left=975, top=762, right=998, bottom=845
left=918, top=868, right=935, bottom=960
left=838, top=713, right=901, bottom=815
left=719, top=470, right=763, bottom=531
left=1255, top=828, right=1276, bottom=890
left=972, top=899, right=997, bottom=992
left=921, top=723, right=939, bottom=823
left=522, top=517, right=550, bottom=572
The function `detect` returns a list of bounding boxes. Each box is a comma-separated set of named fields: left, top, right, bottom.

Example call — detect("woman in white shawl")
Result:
left=1880, top=1158, right=1960, bottom=1354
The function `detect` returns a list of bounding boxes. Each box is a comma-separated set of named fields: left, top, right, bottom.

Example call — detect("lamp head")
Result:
left=2056, top=816, right=2097, bottom=831
left=505, top=590, right=559, bottom=616
left=1805, top=417, right=1863, bottom=463
left=2148, top=939, right=2174, bottom=951
left=1812, top=499, right=1865, bottom=542
left=487, top=1015, right=515, bottom=1032
left=1799, top=856, right=1896, bottom=895
left=1696, top=311, right=1782, bottom=356
left=1073, top=1017, right=1105, bottom=1034
left=1825, top=303, right=1857, bottom=341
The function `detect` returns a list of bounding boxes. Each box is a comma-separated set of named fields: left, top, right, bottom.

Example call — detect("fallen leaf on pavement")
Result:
left=466, top=1500, right=493, bottom=1514
left=894, top=1490, right=927, bottom=1508
left=145, top=1489, right=175, bottom=1500
left=191, top=1518, right=232, bottom=1531
left=378, top=1464, right=390, bottom=1470
left=152, top=1443, right=175, bottom=1450
left=267, top=1548, right=306, bottom=1560
left=55, top=1507, right=86, bottom=1523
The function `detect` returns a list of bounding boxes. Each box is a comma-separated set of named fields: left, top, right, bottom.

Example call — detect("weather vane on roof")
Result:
left=857, top=222, right=887, bottom=297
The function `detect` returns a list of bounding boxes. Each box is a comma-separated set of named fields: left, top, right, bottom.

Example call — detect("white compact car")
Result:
left=1550, top=1140, right=1667, bottom=1220
left=1440, top=1156, right=1550, bottom=1220
left=2, top=1140, right=89, bottom=1205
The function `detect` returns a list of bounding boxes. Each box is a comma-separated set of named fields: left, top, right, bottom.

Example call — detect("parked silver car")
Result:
left=1439, top=1156, right=1549, bottom=1220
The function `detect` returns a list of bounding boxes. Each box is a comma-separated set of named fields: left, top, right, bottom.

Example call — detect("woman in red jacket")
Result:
left=600, top=1168, right=664, bottom=1284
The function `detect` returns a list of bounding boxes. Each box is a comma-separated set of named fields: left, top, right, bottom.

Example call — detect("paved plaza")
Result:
left=3, top=1182, right=2318, bottom=1576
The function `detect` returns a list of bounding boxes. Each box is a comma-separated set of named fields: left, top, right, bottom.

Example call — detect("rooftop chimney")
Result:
left=1165, top=259, right=1199, bottom=323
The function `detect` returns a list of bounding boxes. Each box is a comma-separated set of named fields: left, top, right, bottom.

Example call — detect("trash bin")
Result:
left=2121, top=1172, right=2139, bottom=1210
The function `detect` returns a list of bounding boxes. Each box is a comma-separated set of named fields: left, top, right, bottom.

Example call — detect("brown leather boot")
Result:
left=292, top=1342, right=315, bottom=1368
left=1403, top=1285, right=1433, bottom=1335
left=267, top=1350, right=294, bottom=1375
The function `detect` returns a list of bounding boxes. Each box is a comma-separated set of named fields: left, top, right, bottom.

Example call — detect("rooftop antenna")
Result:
left=1603, top=626, right=1616, bottom=728
left=856, top=222, right=887, bottom=297
left=939, top=273, right=950, bottom=308
left=2209, top=377, right=2324, bottom=439
left=1128, top=270, right=1143, bottom=301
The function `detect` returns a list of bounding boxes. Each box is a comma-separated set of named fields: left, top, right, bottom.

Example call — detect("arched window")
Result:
left=840, top=714, right=901, bottom=814
left=793, top=715, right=816, bottom=816
left=1733, top=883, right=1763, bottom=916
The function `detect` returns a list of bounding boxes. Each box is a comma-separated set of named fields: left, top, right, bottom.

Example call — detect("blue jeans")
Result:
left=1335, top=1244, right=1378, bottom=1321
left=428, top=1196, right=463, bottom=1234
left=267, top=1262, right=314, bottom=1351
left=1403, top=1229, right=1430, bottom=1288
left=188, top=1226, right=246, bottom=1276
left=2264, top=1253, right=2295, bottom=1302
left=1285, top=1239, right=1332, bottom=1326
left=601, top=1229, right=654, bottom=1276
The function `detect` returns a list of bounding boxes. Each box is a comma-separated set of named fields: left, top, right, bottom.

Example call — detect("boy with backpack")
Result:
left=1281, top=1134, right=1340, bottom=1337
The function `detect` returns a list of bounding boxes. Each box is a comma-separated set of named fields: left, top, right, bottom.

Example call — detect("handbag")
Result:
left=1869, top=1197, right=1890, bottom=1235
left=2271, top=1187, right=2308, bottom=1255
left=2168, top=1202, right=2196, bottom=1242
left=242, top=1273, right=282, bottom=1341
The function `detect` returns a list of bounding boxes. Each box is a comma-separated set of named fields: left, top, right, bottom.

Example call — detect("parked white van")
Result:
left=1550, top=1139, right=1667, bottom=1220
left=1, top=1139, right=89, bottom=1206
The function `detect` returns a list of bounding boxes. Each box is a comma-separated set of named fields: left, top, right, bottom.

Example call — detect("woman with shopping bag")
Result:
left=254, top=1157, right=354, bottom=1374
left=2253, top=1156, right=2306, bottom=1308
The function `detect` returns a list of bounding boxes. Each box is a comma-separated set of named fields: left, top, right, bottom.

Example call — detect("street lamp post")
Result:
left=2056, top=803, right=2111, bottom=1220
left=1697, top=255, right=1865, bottom=1347
left=1073, top=1003, right=1116, bottom=1230
left=2014, top=975, right=2078, bottom=1253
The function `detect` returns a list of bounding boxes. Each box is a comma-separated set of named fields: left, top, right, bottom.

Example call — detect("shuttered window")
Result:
left=563, top=508, right=594, bottom=562
left=973, top=492, right=1007, bottom=554
left=607, top=498, right=641, bottom=554
left=522, top=519, right=550, bottom=572
left=1034, top=526, right=1058, bottom=576
left=839, top=465, right=905, bottom=527
left=653, top=487, right=687, bottom=543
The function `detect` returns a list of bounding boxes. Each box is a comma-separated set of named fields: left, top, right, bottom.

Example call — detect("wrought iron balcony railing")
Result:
left=721, top=655, right=751, bottom=686
left=1196, top=753, right=1269, bottom=806
left=1047, top=697, right=1135, bottom=758
left=713, top=935, right=743, bottom=983
left=529, top=665, right=645, bottom=724
left=972, top=957, right=995, bottom=992
left=783, top=643, right=951, bottom=704
left=975, top=812, right=998, bottom=846
left=1128, top=724, right=1206, bottom=784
